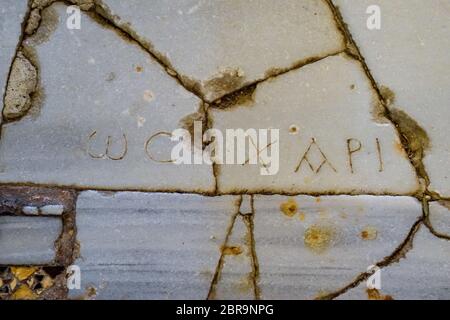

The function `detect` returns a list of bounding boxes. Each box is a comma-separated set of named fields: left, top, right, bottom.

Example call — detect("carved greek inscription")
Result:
left=144, top=132, right=174, bottom=163
left=347, top=138, right=362, bottom=174
left=87, top=131, right=128, bottom=161
left=241, top=136, right=278, bottom=176
left=295, top=138, right=386, bottom=175
left=295, top=138, right=337, bottom=174
left=376, top=138, right=384, bottom=172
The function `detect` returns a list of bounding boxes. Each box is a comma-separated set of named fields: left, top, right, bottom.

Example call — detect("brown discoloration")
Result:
left=361, top=226, right=378, bottom=241
left=289, top=125, right=299, bottom=135
left=25, top=9, right=42, bottom=35
left=367, top=288, right=394, bottom=300
left=264, top=67, right=284, bottom=78
left=304, top=225, right=335, bottom=254
left=55, top=207, right=78, bottom=265
left=222, top=245, right=243, bottom=256
left=394, top=140, right=406, bottom=156
left=389, top=107, right=430, bottom=184
left=203, top=67, right=246, bottom=101
left=135, top=65, right=143, bottom=73
left=178, top=104, right=208, bottom=148
left=26, top=5, right=59, bottom=46
left=380, top=86, right=396, bottom=106
left=71, top=285, right=97, bottom=300
left=214, top=84, right=256, bottom=109
left=438, top=200, right=450, bottom=211
left=280, top=198, right=298, bottom=217
left=32, top=0, right=57, bottom=9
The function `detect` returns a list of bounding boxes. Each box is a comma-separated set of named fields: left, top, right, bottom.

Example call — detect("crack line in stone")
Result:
left=318, top=218, right=423, bottom=300
left=206, top=195, right=241, bottom=300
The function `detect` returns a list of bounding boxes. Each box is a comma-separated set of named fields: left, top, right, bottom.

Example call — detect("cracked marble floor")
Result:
left=0, top=0, right=449, bottom=300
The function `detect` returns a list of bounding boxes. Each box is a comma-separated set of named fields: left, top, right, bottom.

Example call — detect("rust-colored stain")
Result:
left=289, top=125, right=300, bottom=135
left=135, top=65, right=143, bottom=73
left=367, top=288, right=394, bottom=300
left=222, top=245, right=243, bottom=256
left=361, top=226, right=378, bottom=241
left=280, top=198, right=298, bottom=217
left=304, top=225, right=335, bottom=254
left=315, top=197, right=321, bottom=203
left=394, top=140, right=406, bottom=155
left=299, top=212, right=306, bottom=221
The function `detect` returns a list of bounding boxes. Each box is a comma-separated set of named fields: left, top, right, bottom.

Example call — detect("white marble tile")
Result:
left=0, top=3, right=214, bottom=193
left=98, top=0, right=345, bottom=101
left=334, top=0, right=450, bottom=197
left=0, top=216, right=61, bottom=265
left=70, top=191, right=239, bottom=300
left=253, top=195, right=422, bottom=299
left=211, top=54, right=418, bottom=195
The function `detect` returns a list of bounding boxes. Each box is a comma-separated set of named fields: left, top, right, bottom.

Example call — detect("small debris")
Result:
left=40, top=204, right=64, bottom=215
left=22, top=206, right=39, bottom=215
left=3, top=52, right=38, bottom=121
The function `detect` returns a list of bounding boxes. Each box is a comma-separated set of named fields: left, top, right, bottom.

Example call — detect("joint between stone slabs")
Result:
left=241, top=213, right=261, bottom=300
left=207, top=196, right=241, bottom=300
left=0, top=182, right=432, bottom=200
